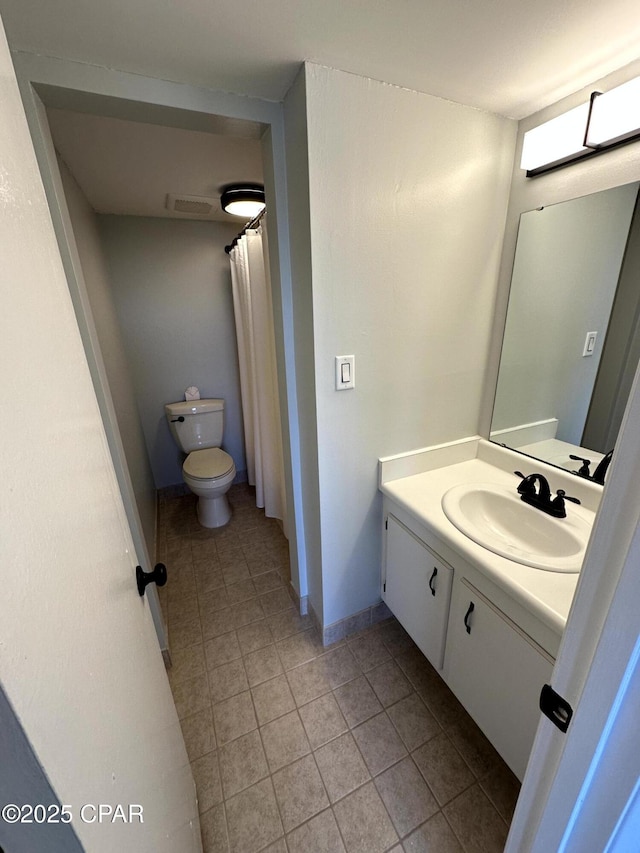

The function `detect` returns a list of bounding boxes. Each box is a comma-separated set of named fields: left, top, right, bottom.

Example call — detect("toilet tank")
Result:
left=165, top=398, right=225, bottom=453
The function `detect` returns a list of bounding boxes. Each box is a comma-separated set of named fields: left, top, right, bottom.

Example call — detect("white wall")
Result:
left=98, top=215, right=245, bottom=488
left=59, top=160, right=158, bottom=557
left=283, top=67, right=323, bottom=617
left=297, top=63, right=517, bottom=627
left=492, top=183, right=637, bottom=444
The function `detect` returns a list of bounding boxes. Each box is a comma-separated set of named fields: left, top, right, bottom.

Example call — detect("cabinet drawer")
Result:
left=383, top=514, right=453, bottom=669
left=445, top=578, right=554, bottom=780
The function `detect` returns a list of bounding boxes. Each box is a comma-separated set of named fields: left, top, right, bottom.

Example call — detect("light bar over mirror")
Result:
left=522, top=75, right=640, bottom=177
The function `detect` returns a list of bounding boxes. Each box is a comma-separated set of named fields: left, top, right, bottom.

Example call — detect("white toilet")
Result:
left=165, top=398, right=236, bottom=528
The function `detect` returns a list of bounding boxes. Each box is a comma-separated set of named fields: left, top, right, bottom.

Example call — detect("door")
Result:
left=383, top=514, right=453, bottom=669
left=0, top=17, right=201, bottom=853
left=445, top=579, right=554, bottom=781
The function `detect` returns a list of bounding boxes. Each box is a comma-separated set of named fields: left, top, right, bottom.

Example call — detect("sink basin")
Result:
left=442, top=483, right=592, bottom=572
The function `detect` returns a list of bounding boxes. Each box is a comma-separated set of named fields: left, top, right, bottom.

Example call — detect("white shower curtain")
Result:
left=229, top=220, right=286, bottom=525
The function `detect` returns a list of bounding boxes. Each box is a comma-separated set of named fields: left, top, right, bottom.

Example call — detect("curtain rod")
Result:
left=224, top=209, right=266, bottom=254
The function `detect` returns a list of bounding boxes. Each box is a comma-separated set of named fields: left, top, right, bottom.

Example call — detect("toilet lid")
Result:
left=183, top=448, right=234, bottom=480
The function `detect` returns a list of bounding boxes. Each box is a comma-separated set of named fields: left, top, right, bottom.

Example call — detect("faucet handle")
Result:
left=569, top=455, right=591, bottom=476
left=555, top=489, right=581, bottom=505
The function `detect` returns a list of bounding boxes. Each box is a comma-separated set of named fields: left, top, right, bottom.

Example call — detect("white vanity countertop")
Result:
left=380, top=456, right=591, bottom=637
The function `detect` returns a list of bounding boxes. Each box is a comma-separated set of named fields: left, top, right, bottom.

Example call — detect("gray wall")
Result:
left=98, top=215, right=246, bottom=489
left=60, top=161, right=158, bottom=557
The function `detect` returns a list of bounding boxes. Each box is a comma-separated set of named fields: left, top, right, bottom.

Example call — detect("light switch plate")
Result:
left=335, top=355, right=355, bottom=390
left=583, top=331, right=598, bottom=357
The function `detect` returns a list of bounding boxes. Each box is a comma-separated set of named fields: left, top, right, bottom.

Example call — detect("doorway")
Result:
left=14, top=62, right=305, bottom=650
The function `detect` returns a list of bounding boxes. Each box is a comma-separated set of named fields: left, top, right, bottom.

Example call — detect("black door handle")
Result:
left=428, top=567, right=438, bottom=596
left=464, top=601, right=475, bottom=634
left=136, top=563, right=168, bottom=596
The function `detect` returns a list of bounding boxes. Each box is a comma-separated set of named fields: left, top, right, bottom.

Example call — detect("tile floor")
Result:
left=158, top=484, right=520, bottom=853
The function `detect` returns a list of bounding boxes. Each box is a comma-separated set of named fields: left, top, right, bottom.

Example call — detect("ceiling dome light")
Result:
left=220, top=183, right=265, bottom=219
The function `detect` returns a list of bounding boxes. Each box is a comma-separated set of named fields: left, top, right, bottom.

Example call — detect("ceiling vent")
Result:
left=166, top=193, right=219, bottom=216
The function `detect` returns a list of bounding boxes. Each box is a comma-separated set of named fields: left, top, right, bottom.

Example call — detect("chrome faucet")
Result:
left=514, top=471, right=581, bottom=519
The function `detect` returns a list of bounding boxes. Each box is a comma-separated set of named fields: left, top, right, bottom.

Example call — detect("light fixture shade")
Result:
left=585, top=77, right=640, bottom=148
left=520, top=103, right=591, bottom=173
left=220, top=183, right=265, bottom=218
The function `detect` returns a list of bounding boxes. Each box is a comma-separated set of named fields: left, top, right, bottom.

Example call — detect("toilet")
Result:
left=165, top=398, right=236, bottom=528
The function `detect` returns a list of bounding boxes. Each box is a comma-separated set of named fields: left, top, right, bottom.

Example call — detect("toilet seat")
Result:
left=183, top=448, right=234, bottom=481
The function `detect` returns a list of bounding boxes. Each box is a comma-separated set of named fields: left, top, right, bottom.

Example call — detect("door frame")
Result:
left=12, top=50, right=307, bottom=617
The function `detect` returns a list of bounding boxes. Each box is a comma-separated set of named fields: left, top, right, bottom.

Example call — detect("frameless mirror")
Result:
left=491, top=181, right=640, bottom=484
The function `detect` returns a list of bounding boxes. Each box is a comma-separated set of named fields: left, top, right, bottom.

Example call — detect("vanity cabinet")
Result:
left=383, top=513, right=453, bottom=669
left=444, top=577, right=554, bottom=779
left=381, top=497, right=558, bottom=781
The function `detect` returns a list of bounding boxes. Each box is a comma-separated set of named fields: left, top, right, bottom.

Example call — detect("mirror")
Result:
left=491, top=181, right=640, bottom=484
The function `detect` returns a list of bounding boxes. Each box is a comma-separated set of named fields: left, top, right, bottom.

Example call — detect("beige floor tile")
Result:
left=266, top=607, right=310, bottom=640
left=287, top=656, right=332, bottom=706
left=259, top=587, right=293, bottom=616
left=352, top=711, right=407, bottom=775
left=226, top=578, right=257, bottom=605
left=272, top=753, right=330, bottom=832
left=252, top=675, right=297, bottom=726
left=333, top=781, right=399, bottom=853
left=443, top=784, right=508, bottom=853
left=403, top=812, right=464, bottom=852
left=375, top=619, right=416, bottom=658
left=347, top=633, right=392, bottom=672
left=479, top=763, right=521, bottom=822
left=219, top=728, right=269, bottom=798
left=225, top=778, right=284, bottom=853
left=167, top=643, right=206, bottom=686
left=180, top=706, right=216, bottom=761
left=261, top=710, right=311, bottom=772
left=202, top=607, right=236, bottom=641
left=213, top=690, right=257, bottom=745
left=252, top=571, right=285, bottom=595
left=387, top=692, right=440, bottom=752
left=299, top=692, right=348, bottom=749
left=222, top=561, right=251, bottom=585
left=334, top=676, right=383, bottom=728
left=236, top=618, right=274, bottom=655
left=169, top=614, right=203, bottom=651
left=375, top=756, right=438, bottom=838
left=412, top=733, right=475, bottom=806
left=208, top=659, right=249, bottom=704
left=231, top=597, right=264, bottom=628
left=168, top=593, right=200, bottom=626
left=314, top=732, right=370, bottom=804
left=199, top=585, right=231, bottom=618
left=194, top=565, right=225, bottom=596
left=172, top=673, right=210, bottom=720
left=286, top=808, right=346, bottom=853
left=447, top=717, right=503, bottom=779
left=244, top=644, right=283, bottom=687
left=320, top=645, right=362, bottom=689
left=366, top=660, right=413, bottom=707
left=204, top=631, right=242, bottom=670
left=200, top=802, right=229, bottom=853
left=276, top=629, right=325, bottom=670
left=191, top=749, right=223, bottom=813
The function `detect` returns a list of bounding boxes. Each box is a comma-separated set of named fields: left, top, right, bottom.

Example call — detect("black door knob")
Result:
left=136, top=563, right=168, bottom=597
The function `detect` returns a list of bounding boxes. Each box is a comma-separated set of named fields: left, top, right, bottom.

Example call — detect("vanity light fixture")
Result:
left=522, top=74, right=640, bottom=177
left=220, top=183, right=265, bottom=218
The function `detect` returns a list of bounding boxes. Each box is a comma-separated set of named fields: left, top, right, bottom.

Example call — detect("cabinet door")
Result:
left=445, top=578, right=554, bottom=781
left=383, top=514, right=453, bottom=669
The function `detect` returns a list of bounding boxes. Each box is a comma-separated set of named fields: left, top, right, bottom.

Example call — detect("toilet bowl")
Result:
left=182, top=447, right=236, bottom=528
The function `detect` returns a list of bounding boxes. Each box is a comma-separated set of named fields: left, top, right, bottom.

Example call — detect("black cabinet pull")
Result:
left=428, top=567, right=438, bottom=596
left=136, top=563, right=168, bottom=597
left=464, top=601, right=475, bottom=634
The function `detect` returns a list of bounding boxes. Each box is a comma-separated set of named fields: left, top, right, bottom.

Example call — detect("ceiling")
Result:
left=2, top=0, right=640, bottom=120
left=47, top=107, right=264, bottom=221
